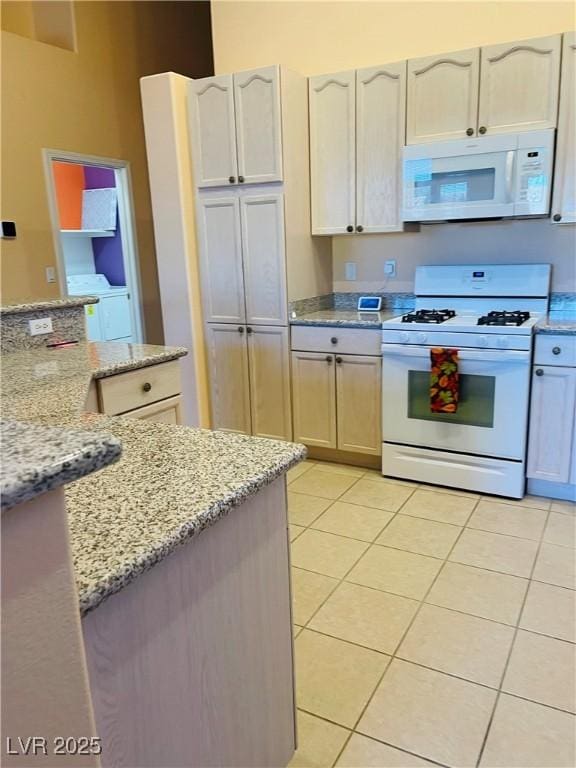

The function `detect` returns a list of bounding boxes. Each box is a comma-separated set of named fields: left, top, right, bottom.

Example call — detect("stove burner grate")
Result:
left=477, top=311, right=530, bottom=327
left=401, top=309, right=456, bottom=324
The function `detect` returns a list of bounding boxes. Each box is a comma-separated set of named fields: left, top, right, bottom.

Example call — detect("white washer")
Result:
left=67, top=274, right=133, bottom=342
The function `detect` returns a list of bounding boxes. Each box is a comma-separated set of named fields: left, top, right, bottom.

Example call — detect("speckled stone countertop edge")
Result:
left=90, top=346, right=189, bottom=379
left=77, top=444, right=306, bottom=616
left=1, top=296, right=100, bottom=315
left=535, top=312, right=576, bottom=336
left=1, top=420, right=122, bottom=512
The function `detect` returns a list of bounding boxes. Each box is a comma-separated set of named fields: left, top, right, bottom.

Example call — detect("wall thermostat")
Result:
left=1, top=221, right=16, bottom=238
left=357, top=296, right=382, bottom=311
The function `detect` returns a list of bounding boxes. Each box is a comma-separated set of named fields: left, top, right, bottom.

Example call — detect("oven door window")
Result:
left=408, top=371, right=495, bottom=428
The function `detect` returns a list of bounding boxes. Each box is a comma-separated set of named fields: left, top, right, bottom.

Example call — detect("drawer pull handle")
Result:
left=535, top=369, right=544, bottom=377
left=552, top=346, right=561, bottom=355
left=142, top=382, right=152, bottom=392
left=331, top=337, right=338, bottom=345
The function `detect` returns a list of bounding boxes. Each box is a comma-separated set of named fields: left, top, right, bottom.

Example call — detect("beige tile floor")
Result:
left=287, top=460, right=576, bottom=768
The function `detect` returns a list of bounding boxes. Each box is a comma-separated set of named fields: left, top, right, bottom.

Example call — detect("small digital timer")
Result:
left=357, top=296, right=382, bottom=311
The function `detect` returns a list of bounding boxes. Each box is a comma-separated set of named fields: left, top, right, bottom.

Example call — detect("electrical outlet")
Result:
left=384, top=260, right=396, bottom=278
left=345, top=261, right=357, bottom=281
left=29, top=317, right=53, bottom=336
left=45, top=266, right=56, bottom=283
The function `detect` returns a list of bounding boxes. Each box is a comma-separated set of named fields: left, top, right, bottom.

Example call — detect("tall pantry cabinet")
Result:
left=188, top=66, right=325, bottom=440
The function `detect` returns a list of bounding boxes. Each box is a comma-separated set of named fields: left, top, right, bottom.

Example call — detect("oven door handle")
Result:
left=381, top=344, right=530, bottom=364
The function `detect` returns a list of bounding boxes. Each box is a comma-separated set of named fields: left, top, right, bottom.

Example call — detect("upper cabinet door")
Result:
left=240, top=192, right=287, bottom=326
left=309, top=71, right=356, bottom=234
left=552, top=32, right=576, bottom=224
left=478, top=35, right=561, bottom=134
left=356, top=62, right=406, bottom=233
left=197, top=195, right=246, bottom=323
left=233, top=66, right=283, bottom=185
left=188, top=75, right=238, bottom=188
left=406, top=48, right=480, bottom=144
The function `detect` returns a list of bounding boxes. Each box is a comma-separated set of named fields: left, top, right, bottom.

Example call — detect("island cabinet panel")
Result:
left=83, top=477, right=296, bottom=768
left=552, top=32, right=576, bottom=225
left=406, top=48, right=480, bottom=143
left=205, top=323, right=252, bottom=435
left=478, top=35, right=561, bottom=135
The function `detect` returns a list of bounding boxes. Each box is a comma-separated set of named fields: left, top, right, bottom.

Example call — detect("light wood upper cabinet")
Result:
left=309, top=71, right=356, bottom=234
left=205, top=324, right=251, bottom=435
left=336, top=355, right=382, bottom=455
left=552, top=32, right=576, bottom=224
left=241, top=192, right=287, bottom=326
left=234, top=66, right=283, bottom=184
left=291, top=351, right=337, bottom=448
left=478, top=35, right=561, bottom=135
left=188, top=75, right=238, bottom=187
left=527, top=365, right=576, bottom=484
left=356, top=62, right=406, bottom=232
left=197, top=196, right=246, bottom=324
left=406, top=48, right=480, bottom=144
left=248, top=326, right=292, bottom=441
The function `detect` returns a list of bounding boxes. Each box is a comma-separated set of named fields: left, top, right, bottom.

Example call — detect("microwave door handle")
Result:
left=505, top=150, right=515, bottom=202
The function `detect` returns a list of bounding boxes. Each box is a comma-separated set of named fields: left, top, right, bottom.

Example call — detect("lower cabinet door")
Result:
left=126, top=396, right=183, bottom=425
left=291, top=351, right=337, bottom=448
left=206, top=323, right=251, bottom=434
left=247, top=326, right=292, bottom=441
left=527, top=365, right=576, bottom=483
left=336, top=354, right=382, bottom=455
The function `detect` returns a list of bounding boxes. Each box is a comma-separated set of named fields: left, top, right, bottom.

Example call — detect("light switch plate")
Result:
left=345, top=261, right=357, bottom=281
left=45, top=266, right=56, bottom=283
left=384, top=260, right=396, bottom=277
left=29, top=317, right=53, bottom=336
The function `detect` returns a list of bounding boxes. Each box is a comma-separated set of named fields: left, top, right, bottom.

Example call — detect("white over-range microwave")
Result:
left=402, top=129, right=555, bottom=222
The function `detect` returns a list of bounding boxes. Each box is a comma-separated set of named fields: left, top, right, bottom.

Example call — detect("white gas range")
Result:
left=381, top=264, right=551, bottom=498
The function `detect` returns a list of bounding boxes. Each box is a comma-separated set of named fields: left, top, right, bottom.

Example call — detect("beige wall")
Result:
left=211, top=1, right=576, bottom=294
left=1, top=1, right=213, bottom=342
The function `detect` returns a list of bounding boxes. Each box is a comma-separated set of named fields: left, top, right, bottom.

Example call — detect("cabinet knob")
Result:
left=346, top=225, right=354, bottom=232
left=325, top=355, right=332, bottom=364
left=479, top=126, right=487, bottom=135
left=466, top=127, right=474, bottom=136
left=356, top=225, right=364, bottom=233
left=142, top=382, right=152, bottom=392
left=553, top=214, right=562, bottom=222
left=330, top=337, right=338, bottom=345
left=229, top=176, right=236, bottom=184
left=238, top=326, right=244, bottom=334
left=552, top=346, right=561, bottom=355
left=335, top=356, right=343, bottom=364
left=246, top=326, right=253, bottom=334
left=238, top=175, right=245, bottom=183
left=535, top=368, right=544, bottom=376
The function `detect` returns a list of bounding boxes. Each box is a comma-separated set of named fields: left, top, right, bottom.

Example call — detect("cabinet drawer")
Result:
left=98, top=361, right=181, bottom=415
left=534, top=335, right=576, bottom=367
left=291, top=326, right=381, bottom=356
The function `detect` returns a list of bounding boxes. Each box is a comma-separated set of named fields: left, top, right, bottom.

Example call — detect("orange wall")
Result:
left=52, top=161, right=83, bottom=229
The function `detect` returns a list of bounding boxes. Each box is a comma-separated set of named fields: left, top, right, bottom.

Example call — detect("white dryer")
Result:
left=67, top=274, right=133, bottom=342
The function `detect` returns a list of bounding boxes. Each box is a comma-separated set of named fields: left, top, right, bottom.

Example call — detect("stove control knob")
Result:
left=497, top=336, right=509, bottom=348
left=416, top=332, right=427, bottom=344
left=400, top=332, right=411, bottom=343
left=478, top=335, right=489, bottom=347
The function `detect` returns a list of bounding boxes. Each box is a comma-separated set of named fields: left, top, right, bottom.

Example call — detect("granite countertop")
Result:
left=536, top=312, right=576, bottom=336
left=1, top=340, right=305, bottom=615
left=290, top=308, right=398, bottom=328
left=1, top=420, right=121, bottom=512
left=0, top=295, right=99, bottom=315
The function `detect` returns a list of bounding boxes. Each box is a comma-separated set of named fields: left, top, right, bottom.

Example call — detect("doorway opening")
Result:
left=43, top=150, right=144, bottom=343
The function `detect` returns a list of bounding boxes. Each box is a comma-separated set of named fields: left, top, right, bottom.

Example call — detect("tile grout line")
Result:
left=474, top=504, right=554, bottom=768
left=343, top=495, right=481, bottom=754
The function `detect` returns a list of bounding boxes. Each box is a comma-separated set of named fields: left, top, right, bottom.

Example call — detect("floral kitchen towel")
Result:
left=430, top=348, right=459, bottom=413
